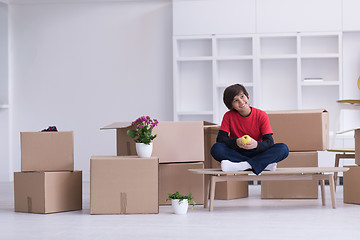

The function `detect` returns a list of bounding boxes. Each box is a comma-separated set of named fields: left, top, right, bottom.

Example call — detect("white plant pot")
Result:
left=136, top=142, right=153, bottom=158
left=171, top=199, right=189, bottom=215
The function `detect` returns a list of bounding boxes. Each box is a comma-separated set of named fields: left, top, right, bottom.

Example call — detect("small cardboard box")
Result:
left=343, top=165, right=360, bottom=204
left=261, top=151, right=318, bottom=199
left=101, top=121, right=218, bottom=164
left=159, top=162, right=204, bottom=205
left=355, top=129, right=360, bottom=165
left=14, top=171, right=82, bottom=214
left=20, top=131, right=74, bottom=171
left=211, top=160, right=249, bottom=200
left=90, top=156, right=159, bottom=214
left=266, top=110, right=329, bottom=151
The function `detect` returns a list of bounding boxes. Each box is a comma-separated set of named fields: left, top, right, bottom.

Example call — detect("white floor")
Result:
left=1, top=182, right=360, bottom=240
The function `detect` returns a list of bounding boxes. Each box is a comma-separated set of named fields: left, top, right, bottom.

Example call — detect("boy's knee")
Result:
left=210, top=142, right=226, bottom=161
left=277, top=143, right=289, bottom=158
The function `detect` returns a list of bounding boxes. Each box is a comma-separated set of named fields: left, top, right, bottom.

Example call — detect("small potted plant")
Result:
left=166, top=192, right=196, bottom=214
left=127, top=116, right=158, bottom=158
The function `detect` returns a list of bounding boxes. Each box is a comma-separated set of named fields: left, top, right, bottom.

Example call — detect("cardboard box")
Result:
left=343, top=165, right=360, bottom=204
left=14, top=171, right=82, bottom=214
left=266, top=110, right=329, bottom=151
left=159, top=162, right=204, bottom=205
left=261, top=151, right=318, bottom=199
left=20, top=131, right=74, bottom=171
left=101, top=121, right=218, bottom=163
left=204, top=125, right=220, bottom=168
left=355, top=129, right=360, bottom=165
left=90, top=156, right=158, bottom=214
left=211, top=160, right=249, bottom=200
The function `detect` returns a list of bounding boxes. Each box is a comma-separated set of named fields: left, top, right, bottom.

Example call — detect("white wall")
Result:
left=8, top=0, right=172, bottom=181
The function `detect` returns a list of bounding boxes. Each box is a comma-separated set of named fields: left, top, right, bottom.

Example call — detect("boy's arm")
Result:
left=216, top=130, right=238, bottom=149
left=256, top=134, right=274, bottom=152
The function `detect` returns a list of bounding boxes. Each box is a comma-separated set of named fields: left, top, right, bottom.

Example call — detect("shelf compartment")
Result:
left=216, top=59, right=253, bottom=86
left=301, top=58, right=339, bottom=82
left=260, top=36, right=297, bottom=55
left=301, top=85, right=339, bottom=132
left=301, top=35, right=339, bottom=55
left=177, top=61, right=213, bottom=112
left=177, top=38, right=212, bottom=58
left=260, top=59, right=298, bottom=110
left=216, top=37, right=252, bottom=57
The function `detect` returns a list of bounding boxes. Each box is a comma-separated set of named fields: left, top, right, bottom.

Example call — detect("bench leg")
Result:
left=204, top=175, right=210, bottom=209
left=328, top=174, right=336, bottom=209
left=320, top=179, right=326, bottom=206
left=209, top=176, right=216, bottom=212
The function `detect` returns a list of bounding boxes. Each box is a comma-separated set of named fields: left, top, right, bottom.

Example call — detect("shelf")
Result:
left=301, top=81, right=340, bottom=86
left=0, top=104, right=9, bottom=109
left=217, top=56, right=253, bottom=60
left=176, top=57, right=213, bottom=62
left=300, top=53, right=339, bottom=59
left=260, top=54, right=297, bottom=59
left=176, top=111, right=213, bottom=115
left=216, top=82, right=254, bottom=88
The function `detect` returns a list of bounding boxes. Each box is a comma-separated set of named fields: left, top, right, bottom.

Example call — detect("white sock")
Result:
left=264, top=163, right=277, bottom=171
left=221, top=160, right=252, bottom=172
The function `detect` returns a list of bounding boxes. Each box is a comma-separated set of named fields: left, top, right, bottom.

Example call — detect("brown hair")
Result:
left=223, top=84, right=249, bottom=110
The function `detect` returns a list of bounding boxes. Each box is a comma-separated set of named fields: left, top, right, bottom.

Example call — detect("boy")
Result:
left=211, top=84, right=289, bottom=175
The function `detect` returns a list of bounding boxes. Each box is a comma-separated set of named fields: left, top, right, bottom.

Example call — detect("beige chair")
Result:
left=327, top=149, right=355, bottom=189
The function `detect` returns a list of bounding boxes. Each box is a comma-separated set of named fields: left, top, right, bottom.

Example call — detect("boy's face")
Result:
left=231, top=92, right=250, bottom=114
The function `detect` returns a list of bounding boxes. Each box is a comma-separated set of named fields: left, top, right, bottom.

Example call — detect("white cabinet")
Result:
left=256, top=0, right=342, bottom=33
left=173, top=0, right=256, bottom=36
left=174, top=33, right=342, bottom=133
left=343, top=0, right=360, bottom=31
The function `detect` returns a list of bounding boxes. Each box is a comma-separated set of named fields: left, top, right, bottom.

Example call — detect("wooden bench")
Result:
left=189, top=167, right=349, bottom=211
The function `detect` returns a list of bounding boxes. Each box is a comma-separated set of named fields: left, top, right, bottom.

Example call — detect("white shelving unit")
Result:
left=174, top=32, right=342, bottom=130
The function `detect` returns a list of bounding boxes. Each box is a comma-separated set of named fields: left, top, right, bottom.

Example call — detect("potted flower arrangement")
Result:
left=166, top=192, right=196, bottom=214
left=127, top=116, right=159, bottom=158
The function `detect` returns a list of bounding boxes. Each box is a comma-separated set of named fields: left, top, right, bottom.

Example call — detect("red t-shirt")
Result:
left=219, top=107, right=273, bottom=141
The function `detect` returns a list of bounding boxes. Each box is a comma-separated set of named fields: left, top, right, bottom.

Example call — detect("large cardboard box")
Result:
left=14, top=171, right=82, bottom=214
left=355, top=129, right=360, bottom=165
left=101, top=121, right=218, bottom=163
left=343, top=165, right=360, bottom=204
left=261, top=152, right=318, bottom=199
left=211, top=160, right=249, bottom=200
left=266, top=110, right=329, bottom=151
left=90, top=156, right=158, bottom=214
left=159, top=162, right=204, bottom=205
left=20, top=131, right=74, bottom=171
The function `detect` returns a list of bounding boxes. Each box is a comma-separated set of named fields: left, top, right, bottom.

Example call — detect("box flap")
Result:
left=266, top=109, right=327, bottom=114
left=337, top=128, right=360, bottom=134
left=101, top=122, right=132, bottom=130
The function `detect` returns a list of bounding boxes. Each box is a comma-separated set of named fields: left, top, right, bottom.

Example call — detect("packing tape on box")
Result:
left=27, top=196, right=32, bottom=213
left=120, top=192, right=127, bottom=214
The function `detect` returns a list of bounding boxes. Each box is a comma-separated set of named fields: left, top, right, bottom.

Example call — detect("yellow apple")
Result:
left=241, top=135, right=252, bottom=144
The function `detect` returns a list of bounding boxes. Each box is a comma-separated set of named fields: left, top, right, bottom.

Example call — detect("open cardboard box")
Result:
left=266, top=109, right=329, bottom=151
left=101, top=121, right=219, bottom=164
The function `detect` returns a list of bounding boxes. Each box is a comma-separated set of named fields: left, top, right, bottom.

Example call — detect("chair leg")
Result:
left=334, top=154, right=340, bottom=191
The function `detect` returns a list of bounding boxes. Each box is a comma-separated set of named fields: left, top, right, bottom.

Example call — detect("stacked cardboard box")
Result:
left=261, top=110, right=329, bottom=199
left=14, top=131, right=82, bottom=213
left=343, top=129, right=360, bottom=204
left=101, top=121, right=243, bottom=205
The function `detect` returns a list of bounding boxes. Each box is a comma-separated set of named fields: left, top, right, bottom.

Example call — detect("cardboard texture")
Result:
left=261, top=152, right=319, bottom=199
left=20, top=131, right=74, bottom=171
left=211, top=160, right=249, bottom=200
left=90, top=156, right=159, bottom=214
left=101, top=121, right=218, bottom=163
left=159, top=162, right=204, bottom=205
left=355, top=129, right=360, bottom=165
left=343, top=165, right=360, bottom=204
left=14, top=171, right=82, bottom=214
left=266, top=110, right=329, bottom=151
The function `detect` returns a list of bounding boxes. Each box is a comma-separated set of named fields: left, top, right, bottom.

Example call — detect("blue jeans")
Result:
left=211, top=142, right=289, bottom=175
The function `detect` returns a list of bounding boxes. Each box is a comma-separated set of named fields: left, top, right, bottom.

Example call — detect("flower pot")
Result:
left=171, top=199, right=189, bottom=215
left=136, top=142, right=153, bottom=158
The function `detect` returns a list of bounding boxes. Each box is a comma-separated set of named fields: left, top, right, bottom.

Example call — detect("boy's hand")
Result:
left=236, top=136, right=258, bottom=149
